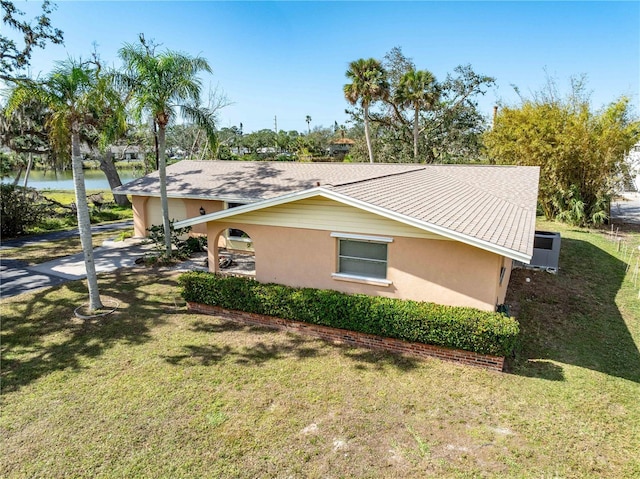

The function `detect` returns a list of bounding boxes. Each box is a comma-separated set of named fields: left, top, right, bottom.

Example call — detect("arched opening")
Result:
left=213, top=227, right=256, bottom=277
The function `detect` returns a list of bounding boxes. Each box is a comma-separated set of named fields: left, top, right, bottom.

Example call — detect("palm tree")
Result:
left=395, top=69, right=439, bottom=160
left=7, top=59, right=123, bottom=311
left=118, top=38, right=216, bottom=256
left=305, top=115, right=312, bottom=134
left=343, top=58, right=389, bottom=163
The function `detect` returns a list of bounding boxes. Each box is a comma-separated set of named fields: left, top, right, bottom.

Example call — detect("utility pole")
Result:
left=274, top=115, right=278, bottom=134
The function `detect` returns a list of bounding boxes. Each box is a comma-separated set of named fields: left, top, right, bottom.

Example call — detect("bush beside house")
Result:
left=179, top=272, right=520, bottom=357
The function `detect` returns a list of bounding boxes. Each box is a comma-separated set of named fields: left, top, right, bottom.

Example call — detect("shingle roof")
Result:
left=114, top=160, right=424, bottom=202
left=119, top=160, right=539, bottom=260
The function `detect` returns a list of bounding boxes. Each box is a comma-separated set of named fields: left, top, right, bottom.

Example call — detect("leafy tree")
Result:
left=345, top=48, right=493, bottom=164
left=275, top=129, right=292, bottom=154
left=7, top=59, right=123, bottom=310
left=216, top=125, right=242, bottom=159
left=432, top=64, right=494, bottom=162
left=484, top=78, right=640, bottom=225
left=118, top=36, right=216, bottom=256
left=1, top=0, right=63, bottom=82
left=0, top=93, right=50, bottom=185
left=344, top=58, right=389, bottom=163
left=305, top=126, right=334, bottom=157
left=241, top=129, right=276, bottom=156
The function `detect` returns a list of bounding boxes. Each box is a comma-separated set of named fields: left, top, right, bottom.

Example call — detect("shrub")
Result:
left=147, top=221, right=193, bottom=259
left=184, top=235, right=207, bottom=254
left=179, top=272, right=520, bottom=357
left=0, top=184, right=48, bottom=238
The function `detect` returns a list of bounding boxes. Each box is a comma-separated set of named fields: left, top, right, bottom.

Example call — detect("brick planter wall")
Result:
left=187, top=302, right=505, bottom=372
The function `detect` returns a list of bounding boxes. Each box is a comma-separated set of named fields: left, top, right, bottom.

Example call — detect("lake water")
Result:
left=2, top=169, right=140, bottom=191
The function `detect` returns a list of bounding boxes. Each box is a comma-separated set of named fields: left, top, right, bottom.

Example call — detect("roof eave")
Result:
left=112, top=189, right=262, bottom=203
left=174, top=187, right=534, bottom=263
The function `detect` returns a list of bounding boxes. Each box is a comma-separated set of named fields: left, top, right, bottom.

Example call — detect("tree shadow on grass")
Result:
left=164, top=317, right=420, bottom=372
left=0, top=269, right=181, bottom=394
left=506, top=237, right=640, bottom=383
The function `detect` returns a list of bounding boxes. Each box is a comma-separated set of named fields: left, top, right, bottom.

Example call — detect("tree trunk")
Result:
left=363, top=103, right=374, bottom=163
left=22, top=153, right=33, bottom=188
left=153, top=119, right=160, bottom=170
left=157, top=123, right=172, bottom=256
left=413, top=107, right=419, bottom=160
left=190, top=128, right=201, bottom=159
left=200, top=138, right=209, bottom=160
left=99, top=150, right=131, bottom=207
left=71, top=125, right=103, bottom=311
left=12, top=165, right=23, bottom=186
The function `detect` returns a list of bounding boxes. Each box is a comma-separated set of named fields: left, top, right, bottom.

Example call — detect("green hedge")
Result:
left=179, top=272, right=520, bottom=357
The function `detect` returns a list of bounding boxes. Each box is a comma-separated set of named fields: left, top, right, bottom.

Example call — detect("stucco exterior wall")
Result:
left=496, top=258, right=513, bottom=305
left=131, top=196, right=224, bottom=237
left=183, top=199, right=225, bottom=235
left=207, top=221, right=508, bottom=311
left=131, top=195, right=148, bottom=237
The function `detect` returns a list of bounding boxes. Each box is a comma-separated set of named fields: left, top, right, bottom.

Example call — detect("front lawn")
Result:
left=1, top=221, right=638, bottom=478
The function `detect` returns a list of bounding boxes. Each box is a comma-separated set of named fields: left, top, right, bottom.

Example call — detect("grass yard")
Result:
left=24, top=189, right=133, bottom=235
left=1, top=221, right=639, bottom=478
left=40, top=188, right=118, bottom=205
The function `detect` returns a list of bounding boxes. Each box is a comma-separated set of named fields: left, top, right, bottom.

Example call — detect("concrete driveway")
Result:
left=0, top=221, right=133, bottom=249
left=612, top=192, right=640, bottom=225
left=0, top=234, right=153, bottom=299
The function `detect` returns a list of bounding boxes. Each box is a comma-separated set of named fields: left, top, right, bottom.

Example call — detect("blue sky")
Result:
left=8, top=1, right=640, bottom=133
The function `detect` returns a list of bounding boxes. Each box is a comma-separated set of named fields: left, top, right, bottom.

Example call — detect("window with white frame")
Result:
left=334, top=234, right=390, bottom=280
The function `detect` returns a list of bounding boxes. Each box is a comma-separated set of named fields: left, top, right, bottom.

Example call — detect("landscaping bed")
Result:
left=179, top=273, right=520, bottom=359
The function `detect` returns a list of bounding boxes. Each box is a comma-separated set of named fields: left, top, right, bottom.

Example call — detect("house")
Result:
left=110, top=145, right=142, bottom=162
left=624, top=142, right=640, bottom=191
left=328, top=137, right=355, bottom=157
left=113, top=160, right=540, bottom=312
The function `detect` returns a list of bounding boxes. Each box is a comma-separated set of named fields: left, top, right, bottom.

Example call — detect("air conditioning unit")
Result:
left=515, top=230, right=561, bottom=273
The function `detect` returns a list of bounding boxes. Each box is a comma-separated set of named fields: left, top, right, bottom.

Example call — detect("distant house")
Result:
left=328, top=137, right=355, bottom=157
left=114, top=160, right=539, bottom=312
left=110, top=145, right=142, bottom=161
left=625, top=142, right=640, bottom=191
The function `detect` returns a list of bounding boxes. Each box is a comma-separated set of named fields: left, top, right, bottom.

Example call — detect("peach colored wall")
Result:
left=496, top=258, right=513, bottom=305
left=132, top=196, right=148, bottom=237
left=207, top=221, right=507, bottom=311
left=388, top=236, right=504, bottom=310
left=131, top=196, right=224, bottom=237
left=183, top=199, right=224, bottom=235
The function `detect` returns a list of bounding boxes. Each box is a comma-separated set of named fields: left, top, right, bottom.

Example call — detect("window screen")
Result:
left=338, top=239, right=387, bottom=279
left=226, top=203, right=246, bottom=238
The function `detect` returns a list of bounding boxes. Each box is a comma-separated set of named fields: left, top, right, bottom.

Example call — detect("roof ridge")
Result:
left=327, top=166, right=426, bottom=188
